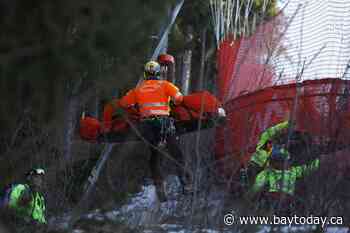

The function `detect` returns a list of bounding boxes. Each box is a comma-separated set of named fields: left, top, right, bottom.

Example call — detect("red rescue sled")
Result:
left=80, top=91, right=225, bottom=143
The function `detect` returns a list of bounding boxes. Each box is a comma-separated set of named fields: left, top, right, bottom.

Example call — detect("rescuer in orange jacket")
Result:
left=119, top=60, right=186, bottom=201
left=119, top=60, right=183, bottom=117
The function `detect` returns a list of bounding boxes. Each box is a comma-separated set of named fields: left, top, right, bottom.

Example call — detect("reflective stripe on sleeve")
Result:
left=140, top=102, right=168, bottom=108
left=141, top=109, right=169, bottom=117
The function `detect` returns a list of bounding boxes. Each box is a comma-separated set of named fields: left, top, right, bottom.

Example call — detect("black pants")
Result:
left=247, top=162, right=265, bottom=185
left=0, top=211, right=46, bottom=233
left=137, top=118, right=186, bottom=187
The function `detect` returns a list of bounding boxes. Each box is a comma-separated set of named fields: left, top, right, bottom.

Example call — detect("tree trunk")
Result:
left=63, top=78, right=82, bottom=162
left=175, top=55, right=183, bottom=87
left=168, top=63, right=176, bottom=84
left=181, top=25, right=194, bottom=95
left=197, top=28, right=207, bottom=91
left=94, top=87, right=99, bottom=119
left=63, top=95, right=79, bottom=162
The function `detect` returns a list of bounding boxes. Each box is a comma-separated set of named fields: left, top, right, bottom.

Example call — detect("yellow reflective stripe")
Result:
left=140, top=102, right=168, bottom=107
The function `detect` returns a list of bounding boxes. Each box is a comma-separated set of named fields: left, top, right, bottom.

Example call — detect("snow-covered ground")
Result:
left=50, top=176, right=349, bottom=233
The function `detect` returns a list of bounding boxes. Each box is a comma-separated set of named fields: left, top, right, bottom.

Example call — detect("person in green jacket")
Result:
left=8, top=168, right=47, bottom=225
left=248, top=145, right=320, bottom=214
left=243, top=121, right=290, bottom=187
left=250, top=120, right=289, bottom=168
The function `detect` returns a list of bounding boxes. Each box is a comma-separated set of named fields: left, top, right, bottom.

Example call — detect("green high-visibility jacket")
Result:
left=8, top=184, right=46, bottom=224
left=250, top=121, right=289, bottom=167
left=251, top=159, right=320, bottom=195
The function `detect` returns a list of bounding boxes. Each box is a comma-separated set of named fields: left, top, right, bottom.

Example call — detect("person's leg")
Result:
left=149, top=146, right=162, bottom=185
left=139, top=120, right=166, bottom=200
left=149, top=146, right=167, bottom=201
left=166, top=136, right=190, bottom=192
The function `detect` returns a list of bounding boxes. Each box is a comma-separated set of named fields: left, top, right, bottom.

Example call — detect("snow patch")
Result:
left=72, top=229, right=85, bottom=233
left=121, top=184, right=159, bottom=212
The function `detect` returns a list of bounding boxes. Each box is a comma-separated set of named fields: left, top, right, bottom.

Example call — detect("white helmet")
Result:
left=144, top=61, right=161, bottom=79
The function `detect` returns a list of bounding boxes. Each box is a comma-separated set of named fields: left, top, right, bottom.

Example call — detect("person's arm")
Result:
left=164, top=81, right=183, bottom=105
left=102, top=98, right=129, bottom=133
left=119, top=89, right=136, bottom=109
left=249, top=170, right=268, bottom=196
left=17, top=188, right=32, bottom=207
left=250, top=149, right=270, bottom=168
left=293, top=158, right=320, bottom=178
left=250, top=121, right=289, bottom=167
left=9, top=185, right=32, bottom=208
left=256, top=121, right=289, bottom=150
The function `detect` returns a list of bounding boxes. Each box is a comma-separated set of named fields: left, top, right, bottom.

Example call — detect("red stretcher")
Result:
left=79, top=90, right=225, bottom=143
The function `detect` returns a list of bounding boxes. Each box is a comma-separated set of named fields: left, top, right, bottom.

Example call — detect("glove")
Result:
left=218, top=107, right=226, bottom=118
left=215, top=107, right=226, bottom=125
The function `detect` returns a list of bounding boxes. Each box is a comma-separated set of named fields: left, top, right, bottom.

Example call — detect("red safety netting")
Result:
left=216, top=13, right=286, bottom=102
left=215, top=78, right=350, bottom=175
left=213, top=4, right=350, bottom=179
left=214, top=9, right=350, bottom=177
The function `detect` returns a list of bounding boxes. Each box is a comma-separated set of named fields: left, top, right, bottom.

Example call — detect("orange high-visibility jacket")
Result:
left=119, top=80, right=183, bottom=118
